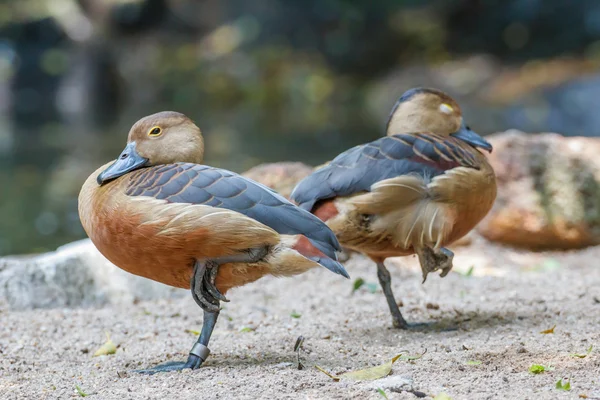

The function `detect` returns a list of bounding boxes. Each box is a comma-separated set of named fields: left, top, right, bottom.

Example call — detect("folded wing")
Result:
left=125, top=163, right=348, bottom=277
left=290, top=132, right=480, bottom=212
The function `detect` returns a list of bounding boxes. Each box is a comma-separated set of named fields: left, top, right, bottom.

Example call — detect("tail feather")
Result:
left=293, top=236, right=349, bottom=279
left=309, top=256, right=350, bottom=279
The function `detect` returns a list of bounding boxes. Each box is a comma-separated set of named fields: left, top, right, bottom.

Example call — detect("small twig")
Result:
left=294, top=336, right=305, bottom=370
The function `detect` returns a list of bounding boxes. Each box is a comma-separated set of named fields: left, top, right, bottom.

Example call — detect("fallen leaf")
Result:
left=315, top=355, right=401, bottom=381
left=185, top=329, right=200, bottom=335
left=433, top=393, right=453, bottom=400
left=238, top=326, right=255, bottom=333
left=466, top=360, right=482, bottom=365
left=540, top=325, right=556, bottom=334
left=398, top=349, right=427, bottom=361
left=377, top=387, right=389, bottom=399
left=556, top=379, right=571, bottom=391
left=315, top=365, right=340, bottom=381
left=571, top=345, right=593, bottom=358
left=529, top=364, right=554, bottom=374
left=579, top=394, right=589, bottom=398
left=93, top=333, right=117, bottom=357
left=290, top=311, right=301, bottom=319
left=352, top=278, right=365, bottom=294
left=75, top=385, right=88, bottom=397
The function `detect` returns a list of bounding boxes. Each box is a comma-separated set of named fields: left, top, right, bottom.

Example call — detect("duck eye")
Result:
left=439, top=103, right=454, bottom=114
left=148, top=126, right=162, bottom=137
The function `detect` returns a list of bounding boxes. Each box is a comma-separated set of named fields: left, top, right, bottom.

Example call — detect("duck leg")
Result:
left=136, top=247, right=269, bottom=374
left=376, top=258, right=457, bottom=331
left=376, top=261, right=410, bottom=329
left=135, top=260, right=222, bottom=374
left=416, top=247, right=454, bottom=283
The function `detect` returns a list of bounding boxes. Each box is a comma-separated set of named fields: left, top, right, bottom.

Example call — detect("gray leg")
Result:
left=376, top=262, right=409, bottom=329
left=136, top=247, right=268, bottom=374
left=416, top=247, right=454, bottom=283
left=136, top=311, right=219, bottom=374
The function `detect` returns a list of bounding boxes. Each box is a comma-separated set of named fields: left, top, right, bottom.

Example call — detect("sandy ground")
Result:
left=2, top=236, right=600, bottom=400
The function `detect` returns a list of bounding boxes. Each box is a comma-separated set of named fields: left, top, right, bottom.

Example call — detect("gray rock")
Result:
left=0, top=239, right=185, bottom=310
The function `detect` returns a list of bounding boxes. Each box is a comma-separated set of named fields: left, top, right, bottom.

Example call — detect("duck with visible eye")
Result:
left=291, top=87, right=497, bottom=330
left=79, top=111, right=349, bottom=373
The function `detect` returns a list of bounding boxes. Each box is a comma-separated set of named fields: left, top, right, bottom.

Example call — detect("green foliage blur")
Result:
left=2, top=0, right=600, bottom=254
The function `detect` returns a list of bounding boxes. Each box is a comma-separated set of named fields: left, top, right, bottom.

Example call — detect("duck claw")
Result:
left=204, top=266, right=229, bottom=302
left=191, top=261, right=221, bottom=313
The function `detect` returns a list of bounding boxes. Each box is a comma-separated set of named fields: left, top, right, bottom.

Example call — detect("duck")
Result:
left=290, top=87, right=497, bottom=329
left=78, top=111, right=349, bottom=373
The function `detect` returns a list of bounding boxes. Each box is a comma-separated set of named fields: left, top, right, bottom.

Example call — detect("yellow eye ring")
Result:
left=148, top=126, right=162, bottom=137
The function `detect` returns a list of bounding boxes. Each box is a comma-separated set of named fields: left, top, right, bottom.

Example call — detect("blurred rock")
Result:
left=0, top=239, right=184, bottom=310
left=242, top=162, right=314, bottom=199
left=478, top=130, right=600, bottom=249
left=242, top=162, right=355, bottom=261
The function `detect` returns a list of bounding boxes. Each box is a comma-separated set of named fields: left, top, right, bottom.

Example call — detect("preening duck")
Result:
left=291, top=88, right=496, bottom=329
left=78, top=111, right=349, bottom=373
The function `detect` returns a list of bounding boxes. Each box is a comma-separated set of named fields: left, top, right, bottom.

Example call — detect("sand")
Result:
left=1, top=236, right=600, bottom=400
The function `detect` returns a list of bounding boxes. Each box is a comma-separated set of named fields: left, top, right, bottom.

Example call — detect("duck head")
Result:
left=97, top=111, right=204, bottom=185
left=386, top=87, right=492, bottom=152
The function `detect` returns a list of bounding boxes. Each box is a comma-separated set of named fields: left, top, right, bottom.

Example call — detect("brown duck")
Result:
left=78, top=111, right=349, bottom=373
left=291, top=88, right=497, bottom=329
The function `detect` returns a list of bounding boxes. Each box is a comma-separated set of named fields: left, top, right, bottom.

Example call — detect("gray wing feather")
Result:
left=290, top=133, right=474, bottom=211
left=126, top=163, right=348, bottom=278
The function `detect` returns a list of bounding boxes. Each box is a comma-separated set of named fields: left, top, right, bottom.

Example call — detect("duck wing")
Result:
left=125, top=163, right=348, bottom=277
left=290, top=132, right=481, bottom=212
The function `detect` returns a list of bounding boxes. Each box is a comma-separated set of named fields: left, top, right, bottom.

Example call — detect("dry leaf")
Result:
left=571, top=345, right=593, bottom=359
left=93, top=332, right=117, bottom=357
left=316, top=355, right=401, bottom=381
left=540, top=325, right=556, bottom=334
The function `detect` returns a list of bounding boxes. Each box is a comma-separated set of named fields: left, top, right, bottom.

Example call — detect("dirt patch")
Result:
left=1, top=236, right=600, bottom=399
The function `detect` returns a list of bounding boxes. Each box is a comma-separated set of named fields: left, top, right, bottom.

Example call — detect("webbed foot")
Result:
left=134, top=354, right=204, bottom=374
left=417, top=247, right=454, bottom=283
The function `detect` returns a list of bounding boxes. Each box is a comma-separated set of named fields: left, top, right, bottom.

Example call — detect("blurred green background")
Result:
left=2, top=0, right=600, bottom=255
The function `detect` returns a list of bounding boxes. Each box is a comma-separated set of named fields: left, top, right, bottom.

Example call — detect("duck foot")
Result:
left=135, top=311, right=219, bottom=374
left=397, top=321, right=459, bottom=332
left=191, top=260, right=229, bottom=313
left=417, top=247, right=454, bottom=283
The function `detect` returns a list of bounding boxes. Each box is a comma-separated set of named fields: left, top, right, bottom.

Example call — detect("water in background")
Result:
left=3, top=0, right=600, bottom=255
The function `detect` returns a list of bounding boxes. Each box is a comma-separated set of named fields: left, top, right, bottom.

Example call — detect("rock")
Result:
left=242, top=162, right=314, bottom=199
left=478, top=130, right=600, bottom=249
left=0, top=239, right=184, bottom=310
